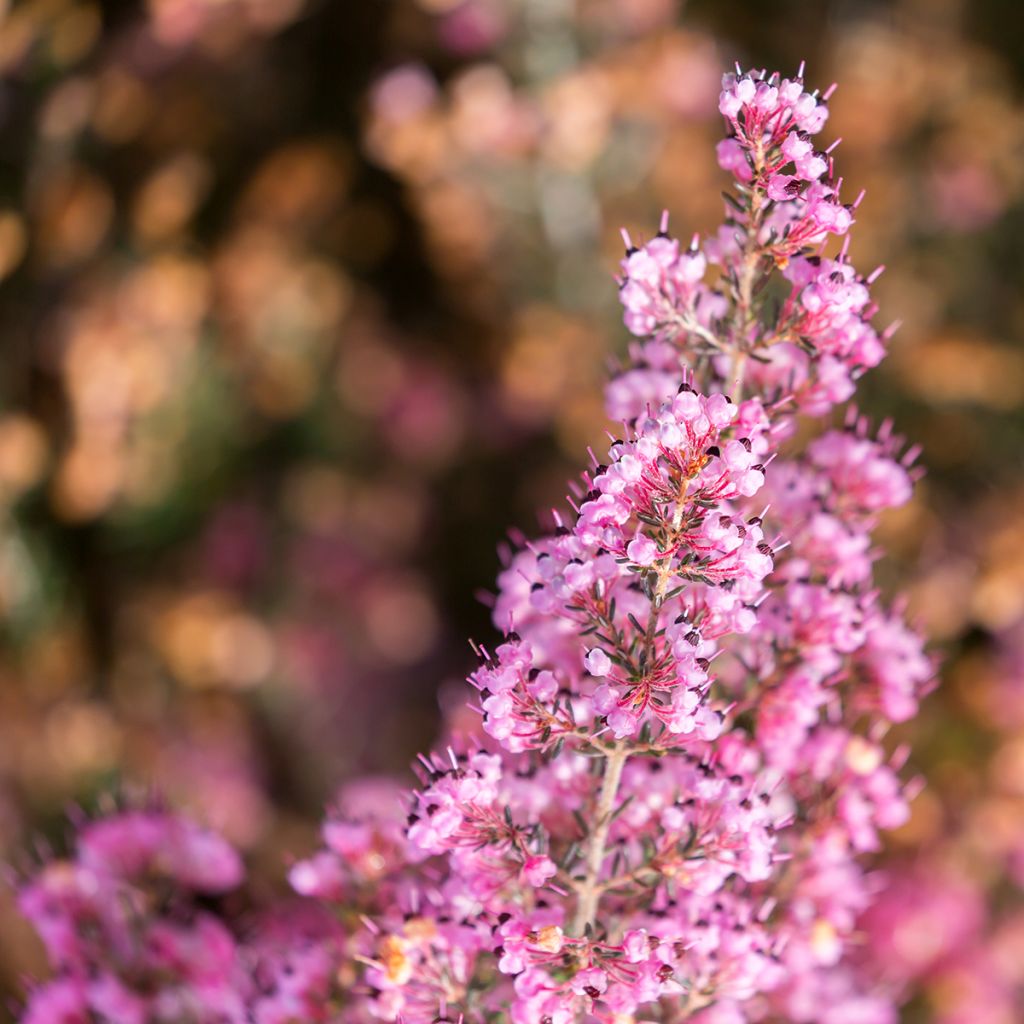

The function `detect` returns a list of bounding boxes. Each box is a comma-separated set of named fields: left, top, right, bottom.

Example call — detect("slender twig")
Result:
left=571, top=742, right=628, bottom=934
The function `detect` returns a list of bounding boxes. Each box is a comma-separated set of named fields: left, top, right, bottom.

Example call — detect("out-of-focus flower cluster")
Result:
left=848, top=479, right=1024, bottom=1023
left=16, top=806, right=342, bottom=1024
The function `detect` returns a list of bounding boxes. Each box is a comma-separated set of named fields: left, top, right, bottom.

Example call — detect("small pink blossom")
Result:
left=521, top=855, right=557, bottom=888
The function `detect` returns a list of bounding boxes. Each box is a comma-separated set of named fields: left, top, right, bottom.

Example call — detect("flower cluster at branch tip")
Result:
left=16, top=64, right=937, bottom=1024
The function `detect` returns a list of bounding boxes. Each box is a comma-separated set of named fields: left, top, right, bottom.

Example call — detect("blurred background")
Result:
left=0, top=0, right=1021, bottom=1019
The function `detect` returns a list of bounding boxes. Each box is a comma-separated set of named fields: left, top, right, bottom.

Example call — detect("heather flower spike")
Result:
left=292, top=61, right=931, bottom=1023
left=17, top=64, right=933, bottom=1024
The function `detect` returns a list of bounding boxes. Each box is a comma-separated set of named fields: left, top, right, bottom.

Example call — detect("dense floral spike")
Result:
left=288, top=63, right=931, bottom=1024
left=17, top=64, right=936, bottom=1024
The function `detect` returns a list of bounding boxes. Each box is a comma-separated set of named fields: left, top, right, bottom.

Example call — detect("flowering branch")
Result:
left=15, top=64, right=935, bottom=1024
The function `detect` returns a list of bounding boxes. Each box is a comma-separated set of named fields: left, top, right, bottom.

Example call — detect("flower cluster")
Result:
left=717, top=65, right=849, bottom=258
left=15, top=65, right=935, bottom=1024
left=17, top=809, right=340, bottom=1024
left=619, top=67, right=894, bottom=422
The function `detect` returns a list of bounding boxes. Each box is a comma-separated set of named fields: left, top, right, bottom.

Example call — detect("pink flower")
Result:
left=521, top=855, right=557, bottom=888
left=626, top=534, right=659, bottom=565
left=585, top=648, right=612, bottom=676
left=570, top=966, right=608, bottom=997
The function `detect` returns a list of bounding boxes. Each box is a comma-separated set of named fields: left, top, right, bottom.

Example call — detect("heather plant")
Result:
left=289, top=63, right=934, bottom=1023
left=16, top=65, right=936, bottom=1024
